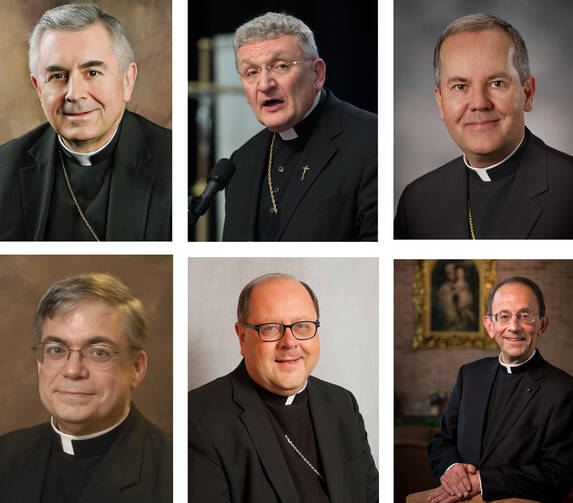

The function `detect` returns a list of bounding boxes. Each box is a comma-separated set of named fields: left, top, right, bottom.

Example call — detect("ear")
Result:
left=122, top=62, right=138, bottom=102
left=311, top=58, right=326, bottom=92
left=235, top=322, right=247, bottom=357
left=483, top=315, right=495, bottom=339
left=537, top=314, right=549, bottom=336
left=129, top=349, right=147, bottom=390
left=523, top=75, right=535, bottom=112
left=31, top=75, right=42, bottom=97
left=434, top=86, right=445, bottom=121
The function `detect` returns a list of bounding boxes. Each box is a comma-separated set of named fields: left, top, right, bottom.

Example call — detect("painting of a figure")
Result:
left=431, top=261, right=479, bottom=332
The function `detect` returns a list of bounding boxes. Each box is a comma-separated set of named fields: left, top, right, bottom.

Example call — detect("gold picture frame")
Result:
left=413, top=260, right=497, bottom=349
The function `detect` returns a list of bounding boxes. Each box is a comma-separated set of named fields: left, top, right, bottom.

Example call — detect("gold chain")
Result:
left=467, top=199, right=477, bottom=240
left=267, top=133, right=278, bottom=214
left=58, top=150, right=100, bottom=241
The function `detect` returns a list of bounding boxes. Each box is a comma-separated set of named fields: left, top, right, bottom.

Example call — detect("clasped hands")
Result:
left=428, top=463, right=481, bottom=503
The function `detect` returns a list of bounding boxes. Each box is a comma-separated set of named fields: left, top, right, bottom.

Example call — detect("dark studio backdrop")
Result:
left=189, top=1, right=378, bottom=239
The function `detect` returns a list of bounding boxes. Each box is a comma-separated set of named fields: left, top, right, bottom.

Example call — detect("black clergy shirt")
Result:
left=256, top=382, right=331, bottom=503
left=41, top=409, right=130, bottom=503
left=467, top=131, right=528, bottom=239
left=257, top=90, right=327, bottom=241
left=44, top=121, right=122, bottom=241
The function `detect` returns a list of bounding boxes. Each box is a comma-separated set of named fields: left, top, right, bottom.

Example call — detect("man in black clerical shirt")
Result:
left=0, top=3, right=171, bottom=241
left=189, top=273, right=378, bottom=502
left=0, top=273, right=172, bottom=502
left=395, top=13, right=573, bottom=239
left=427, top=277, right=573, bottom=503
left=222, top=12, right=377, bottom=241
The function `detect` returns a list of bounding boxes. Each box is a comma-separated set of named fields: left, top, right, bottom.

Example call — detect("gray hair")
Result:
left=29, top=3, right=135, bottom=77
left=233, top=12, right=319, bottom=65
left=237, top=273, right=320, bottom=325
left=434, top=13, right=530, bottom=89
left=33, top=273, right=148, bottom=349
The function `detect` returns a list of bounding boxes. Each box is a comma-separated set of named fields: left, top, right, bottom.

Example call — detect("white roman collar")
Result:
left=464, top=134, right=525, bottom=182
left=498, top=349, right=536, bottom=374
left=58, top=126, right=119, bottom=167
left=51, top=406, right=130, bottom=455
left=284, top=380, right=308, bottom=405
left=278, top=90, right=322, bottom=141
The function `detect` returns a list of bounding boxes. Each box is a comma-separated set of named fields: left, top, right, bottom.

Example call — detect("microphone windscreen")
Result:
left=207, top=158, right=236, bottom=189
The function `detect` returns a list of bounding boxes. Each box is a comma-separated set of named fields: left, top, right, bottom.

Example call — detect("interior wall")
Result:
left=0, top=0, right=172, bottom=145
left=188, top=257, right=379, bottom=465
left=395, top=259, right=573, bottom=417
left=0, top=255, right=172, bottom=435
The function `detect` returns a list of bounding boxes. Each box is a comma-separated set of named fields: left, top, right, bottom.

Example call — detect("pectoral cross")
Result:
left=301, top=165, right=310, bottom=180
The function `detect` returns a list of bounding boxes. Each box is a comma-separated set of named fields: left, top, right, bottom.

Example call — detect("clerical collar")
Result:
left=255, top=379, right=309, bottom=406
left=498, top=349, right=538, bottom=374
left=464, top=133, right=525, bottom=182
left=51, top=407, right=130, bottom=456
left=278, top=89, right=323, bottom=141
left=58, top=125, right=120, bottom=167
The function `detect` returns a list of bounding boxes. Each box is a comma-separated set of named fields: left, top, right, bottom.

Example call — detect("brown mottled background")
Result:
left=0, top=0, right=172, bottom=145
left=395, top=259, right=573, bottom=417
left=0, top=255, right=172, bottom=435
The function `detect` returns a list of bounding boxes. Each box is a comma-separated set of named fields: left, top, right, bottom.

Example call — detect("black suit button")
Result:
left=277, top=165, right=285, bottom=173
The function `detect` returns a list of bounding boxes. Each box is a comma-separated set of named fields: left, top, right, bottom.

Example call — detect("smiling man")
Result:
left=189, top=273, right=378, bottom=502
left=395, top=13, right=573, bottom=239
left=427, top=277, right=573, bottom=503
left=0, top=273, right=172, bottom=502
left=0, top=3, right=171, bottom=241
left=222, top=12, right=377, bottom=241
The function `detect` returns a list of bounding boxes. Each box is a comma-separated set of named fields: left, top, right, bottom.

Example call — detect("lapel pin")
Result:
left=301, top=165, right=310, bottom=181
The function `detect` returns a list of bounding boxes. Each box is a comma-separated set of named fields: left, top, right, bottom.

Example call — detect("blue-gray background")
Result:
left=394, top=0, right=573, bottom=215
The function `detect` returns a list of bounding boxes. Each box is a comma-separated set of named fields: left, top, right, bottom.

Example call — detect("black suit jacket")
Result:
left=0, top=405, right=172, bottom=502
left=0, top=110, right=171, bottom=241
left=395, top=129, right=573, bottom=239
left=222, top=91, right=377, bottom=241
left=189, top=361, right=378, bottom=502
left=428, top=353, right=573, bottom=502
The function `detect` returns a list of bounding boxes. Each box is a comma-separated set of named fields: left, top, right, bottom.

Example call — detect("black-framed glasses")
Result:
left=238, top=60, right=309, bottom=83
left=33, top=341, right=137, bottom=370
left=244, top=320, right=320, bottom=342
left=490, top=311, right=536, bottom=326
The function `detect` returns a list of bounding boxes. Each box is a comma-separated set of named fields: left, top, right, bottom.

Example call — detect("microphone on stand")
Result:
left=188, top=158, right=236, bottom=229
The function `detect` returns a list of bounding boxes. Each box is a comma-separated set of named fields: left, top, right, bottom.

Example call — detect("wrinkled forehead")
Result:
left=236, top=34, right=303, bottom=65
left=492, top=283, right=539, bottom=311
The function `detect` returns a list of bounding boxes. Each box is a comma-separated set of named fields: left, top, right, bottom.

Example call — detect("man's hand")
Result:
left=428, top=464, right=480, bottom=502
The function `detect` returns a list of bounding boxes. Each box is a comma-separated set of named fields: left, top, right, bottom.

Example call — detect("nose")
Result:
left=65, top=72, right=87, bottom=102
left=469, top=85, right=493, bottom=112
left=507, top=314, right=521, bottom=331
left=62, top=350, right=89, bottom=378
left=277, top=326, right=297, bottom=348
left=257, top=67, right=276, bottom=92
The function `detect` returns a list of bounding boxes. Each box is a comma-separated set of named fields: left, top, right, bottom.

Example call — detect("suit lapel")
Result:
left=495, top=131, right=548, bottom=238
left=79, top=405, right=146, bottom=503
left=465, top=359, right=498, bottom=463
left=106, top=111, right=156, bottom=240
left=232, top=363, right=300, bottom=503
left=276, top=97, right=339, bottom=240
left=16, top=426, right=53, bottom=503
left=434, top=158, right=470, bottom=238
left=480, top=358, right=543, bottom=465
left=20, top=128, right=58, bottom=240
left=307, top=378, right=353, bottom=503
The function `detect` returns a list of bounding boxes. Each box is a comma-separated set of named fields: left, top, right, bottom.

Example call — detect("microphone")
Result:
left=189, top=158, right=236, bottom=226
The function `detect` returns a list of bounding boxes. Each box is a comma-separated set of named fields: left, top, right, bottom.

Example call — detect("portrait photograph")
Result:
left=394, top=0, right=573, bottom=216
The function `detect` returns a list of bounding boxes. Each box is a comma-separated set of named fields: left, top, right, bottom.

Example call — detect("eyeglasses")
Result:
left=33, top=341, right=137, bottom=370
left=238, top=60, right=309, bottom=83
left=490, top=311, right=536, bottom=325
left=244, top=320, right=320, bottom=342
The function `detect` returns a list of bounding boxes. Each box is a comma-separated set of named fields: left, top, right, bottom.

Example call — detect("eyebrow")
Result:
left=446, top=72, right=513, bottom=86
left=44, top=60, right=107, bottom=73
left=239, top=50, right=289, bottom=67
left=41, top=335, right=118, bottom=346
